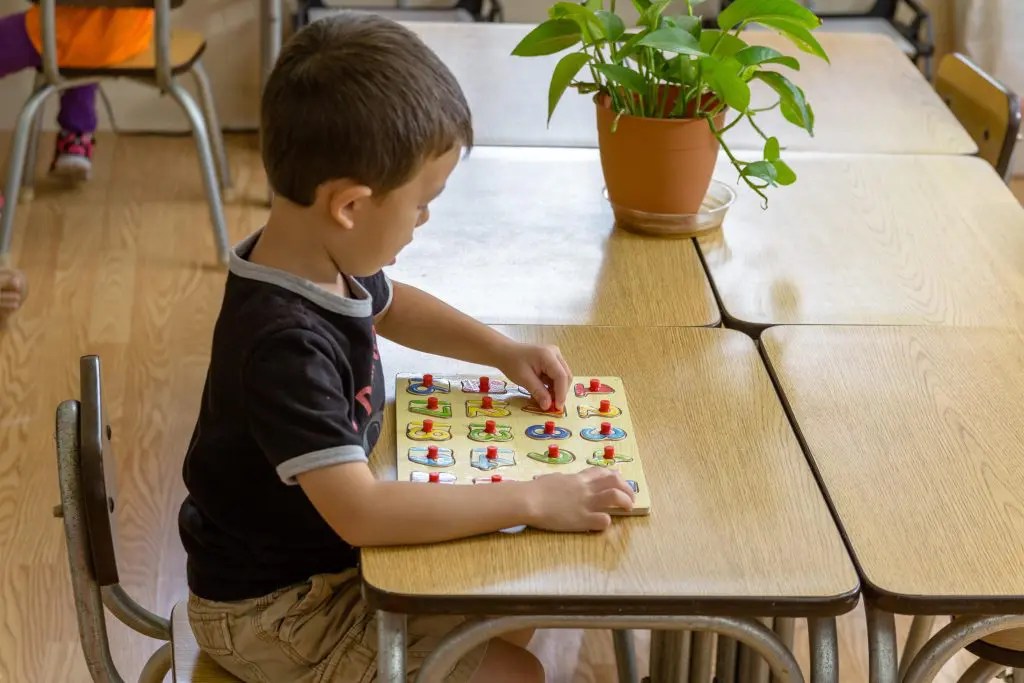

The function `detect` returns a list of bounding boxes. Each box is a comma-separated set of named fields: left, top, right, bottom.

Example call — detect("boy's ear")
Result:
left=323, top=180, right=373, bottom=230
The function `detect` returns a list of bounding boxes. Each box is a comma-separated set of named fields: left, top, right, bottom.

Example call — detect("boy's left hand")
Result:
left=495, top=342, right=572, bottom=411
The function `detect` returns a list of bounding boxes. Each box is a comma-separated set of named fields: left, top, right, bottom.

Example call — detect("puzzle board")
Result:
left=395, top=374, right=651, bottom=516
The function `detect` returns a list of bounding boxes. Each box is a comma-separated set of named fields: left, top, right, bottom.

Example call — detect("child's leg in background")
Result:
left=52, top=85, right=99, bottom=181
left=0, top=13, right=41, bottom=77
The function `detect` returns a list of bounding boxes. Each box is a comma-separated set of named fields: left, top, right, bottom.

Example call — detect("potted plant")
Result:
left=511, top=0, right=829, bottom=235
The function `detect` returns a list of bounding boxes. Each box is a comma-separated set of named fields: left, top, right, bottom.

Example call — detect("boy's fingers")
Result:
left=523, top=375, right=553, bottom=411
left=595, top=488, right=635, bottom=512
left=585, top=512, right=612, bottom=531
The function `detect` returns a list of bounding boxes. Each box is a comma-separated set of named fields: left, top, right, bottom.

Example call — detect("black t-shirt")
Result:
left=178, top=231, right=390, bottom=602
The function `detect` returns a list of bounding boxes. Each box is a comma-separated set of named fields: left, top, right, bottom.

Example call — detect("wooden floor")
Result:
left=0, top=133, right=1006, bottom=682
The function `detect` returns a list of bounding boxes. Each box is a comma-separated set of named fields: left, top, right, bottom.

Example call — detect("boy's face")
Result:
left=339, top=146, right=461, bottom=277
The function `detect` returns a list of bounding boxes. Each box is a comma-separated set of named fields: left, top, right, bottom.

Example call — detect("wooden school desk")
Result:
left=402, top=24, right=975, bottom=154
left=761, top=325, right=1024, bottom=683
left=697, top=154, right=1024, bottom=334
left=384, top=146, right=720, bottom=327
left=363, top=326, right=859, bottom=683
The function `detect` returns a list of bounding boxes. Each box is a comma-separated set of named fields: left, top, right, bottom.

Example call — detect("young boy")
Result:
left=178, top=13, right=635, bottom=683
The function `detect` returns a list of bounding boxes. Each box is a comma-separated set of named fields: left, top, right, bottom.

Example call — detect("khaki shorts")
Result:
left=187, top=569, right=487, bottom=683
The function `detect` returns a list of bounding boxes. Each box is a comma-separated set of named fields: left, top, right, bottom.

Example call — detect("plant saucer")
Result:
left=603, top=179, right=736, bottom=238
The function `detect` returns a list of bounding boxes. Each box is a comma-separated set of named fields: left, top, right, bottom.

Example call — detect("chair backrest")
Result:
left=718, top=0, right=894, bottom=18
left=935, top=53, right=1022, bottom=181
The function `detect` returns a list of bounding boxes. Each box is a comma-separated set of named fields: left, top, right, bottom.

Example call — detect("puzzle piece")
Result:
left=467, top=421, right=514, bottom=442
left=466, top=396, right=511, bottom=418
left=470, top=446, right=516, bottom=471
left=472, top=473, right=519, bottom=484
left=461, top=377, right=508, bottom=394
left=407, top=374, right=451, bottom=395
left=580, top=422, right=626, bottom=442
left=586, top=445, right=633, bottom=467
left=407, top=419, right=452, bottom=441
left=577, top=399, right=622, bottom=419
left=409, top=396, right=452, bottom=419
left=525, top=422, right=571, bottom=440
left=522, top=400, right=566, bottom=417
left=527, top=445, right=575, bottom=465
left=574, top=378, right=614, bottom=397
left=411, top=471, right=457, bottom=483
left=408, top=445, right=455, bottom=468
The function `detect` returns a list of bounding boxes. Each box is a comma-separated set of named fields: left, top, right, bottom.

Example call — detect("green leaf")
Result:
left=717, top=0, right=822, bottom=31
left=755, top=17, right=830, bottom=63
left=664, top=14, right=701, bottom=37
left=548, top=2, right=606, bottom=43
left=511, top=18, right=582, bottom=56
left=630, top=0, right=652, bottom=13
left=772, top=159, right=797, bottom=185
left=593, top=63, right=649, bottom=96
left=584, top=0, right=602, bottom=9
left=700, top=29, right=748, bottom=58
left=656, top=54, right=698, bottom=85
left=755, top=71, right=814, bottom=134
left=615, top=30, right=649, bottom=61
left=742, top=160, right=779, bottom=186
left=637, top=26, right=707, bottom=56
left=735, top=46, right=800, bottom=70
left=703, top=56, right=750, bottom=112
left=639, top=0, right=672, bottom=27
left=764, top=136, right=780, bottom=161
left=548, top=52, right=592, bottom=124
left=594, top=10, right=626, bottom=41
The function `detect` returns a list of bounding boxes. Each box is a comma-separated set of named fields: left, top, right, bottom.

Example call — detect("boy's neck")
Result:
left=251, top=204, right=350, bottom=297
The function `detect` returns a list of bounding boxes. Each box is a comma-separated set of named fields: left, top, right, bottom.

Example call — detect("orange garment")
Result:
left=24, top=7, right=153, bottom=68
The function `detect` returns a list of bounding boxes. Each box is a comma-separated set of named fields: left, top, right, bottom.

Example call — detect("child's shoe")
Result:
left=50, top=130, right=94, bottom=182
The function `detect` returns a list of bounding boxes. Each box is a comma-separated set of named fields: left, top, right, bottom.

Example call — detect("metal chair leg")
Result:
left=613, top=630, right=638, bottom=683
left=189, top=59, right=234, bottom=201
left=2, top=84, right=58, bottom=255
left=165, top=79, right=230, bottom=265
left=19, top=73, right=48, bottom=205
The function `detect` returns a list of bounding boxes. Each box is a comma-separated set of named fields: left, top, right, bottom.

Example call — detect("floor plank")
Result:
left=0, top=133, right=1010, bottom=682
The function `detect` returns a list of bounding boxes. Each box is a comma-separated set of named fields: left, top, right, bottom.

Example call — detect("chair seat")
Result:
left=60, top=30, right=206, bottom=78
left=308, top=6, right=474, bottom=22
left=171, top=601, right=242, bottom=682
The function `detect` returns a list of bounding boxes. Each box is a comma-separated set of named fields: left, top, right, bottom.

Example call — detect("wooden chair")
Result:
left=935, top=53, right=1022, bottom=183
left=1, top=0, right=232, bottom=265
left=53, top=355, right=240, bottom=682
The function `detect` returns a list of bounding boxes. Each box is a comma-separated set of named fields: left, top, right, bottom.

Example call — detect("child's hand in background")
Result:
left=495, top=341, right=572, bottom=410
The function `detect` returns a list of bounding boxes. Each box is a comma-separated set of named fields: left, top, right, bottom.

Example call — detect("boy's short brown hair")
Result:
left=261, top=13, right=473, bottom=206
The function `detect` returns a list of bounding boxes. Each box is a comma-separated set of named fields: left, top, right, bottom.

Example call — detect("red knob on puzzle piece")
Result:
left=427, top=446, right=439, bottom=460
left=491, top=474, right=502, bottom=483
left=604, top=445, right=615, bottom=460
left=485, top=420, right=496, bottom=434
left=428, top=472, right=440, bottom=483
left=486, top=445, right=498, bottom=460
left=422, top=419, right=434, bottom=434
left=427, top=396, right=439, bottom=410
left=589, top=378, right=601, bottom=391
left=423, top=374, right=433, bottom=388
left=544, top=421, right=555, bottom=434
left=548, top=445, right=559, bottom=459
left=599, top=399, right=611, bottom=413
left=479, top=376, right=490, bottom=393
left=482, top=396, right=493, bottom=409
left=600, top=422, right=612, bottom=435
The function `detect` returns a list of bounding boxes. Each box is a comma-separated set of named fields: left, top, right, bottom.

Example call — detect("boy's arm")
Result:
left=376, top=279, right=572, bottom=408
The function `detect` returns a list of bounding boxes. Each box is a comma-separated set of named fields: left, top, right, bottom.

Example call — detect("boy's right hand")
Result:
left=526, top=468, right=636, bottom=532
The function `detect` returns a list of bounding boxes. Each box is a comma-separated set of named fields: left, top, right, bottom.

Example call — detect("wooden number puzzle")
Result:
left=395, top=374, right=651, bottom=515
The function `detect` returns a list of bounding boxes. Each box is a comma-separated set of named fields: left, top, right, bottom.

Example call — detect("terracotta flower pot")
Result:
left=596, top=90, right=726, bottom=236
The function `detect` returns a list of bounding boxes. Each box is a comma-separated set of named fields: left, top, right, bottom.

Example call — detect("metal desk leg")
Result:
left=957, top=659, right=1004, bottom=683
left=903, top=616, right=1024, bottom=683
left=898, top=616, right=935, bottom=681
left=808, top=618, right=838, bottom=683
left=865, top=605, right=898, bottom=683
left=613, top=630, right=639, bottom=683
left=378, top=610, right=408, bottom=683
left=650, top=630, right=690, bottom=683
left=716, top=636, right=739, bottom=683
left=772, top=620, right=797, bottom=683
left=689, top=631, right=715, bottom=683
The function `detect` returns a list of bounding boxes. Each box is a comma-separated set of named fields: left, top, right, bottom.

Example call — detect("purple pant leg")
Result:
left=0, top=11, right=98, bottom=135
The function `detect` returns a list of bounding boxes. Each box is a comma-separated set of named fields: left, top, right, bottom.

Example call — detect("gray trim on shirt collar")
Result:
left=229, top=230, right=373, bottom=317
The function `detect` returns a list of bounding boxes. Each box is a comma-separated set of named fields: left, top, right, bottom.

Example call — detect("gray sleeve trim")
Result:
left=276, top=445, right=368, bottom=485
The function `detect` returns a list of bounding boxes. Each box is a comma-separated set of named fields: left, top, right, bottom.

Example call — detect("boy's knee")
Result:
left=470, top=638, right=544, bottom=683
left=508, top=646, right=544, bottom=683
